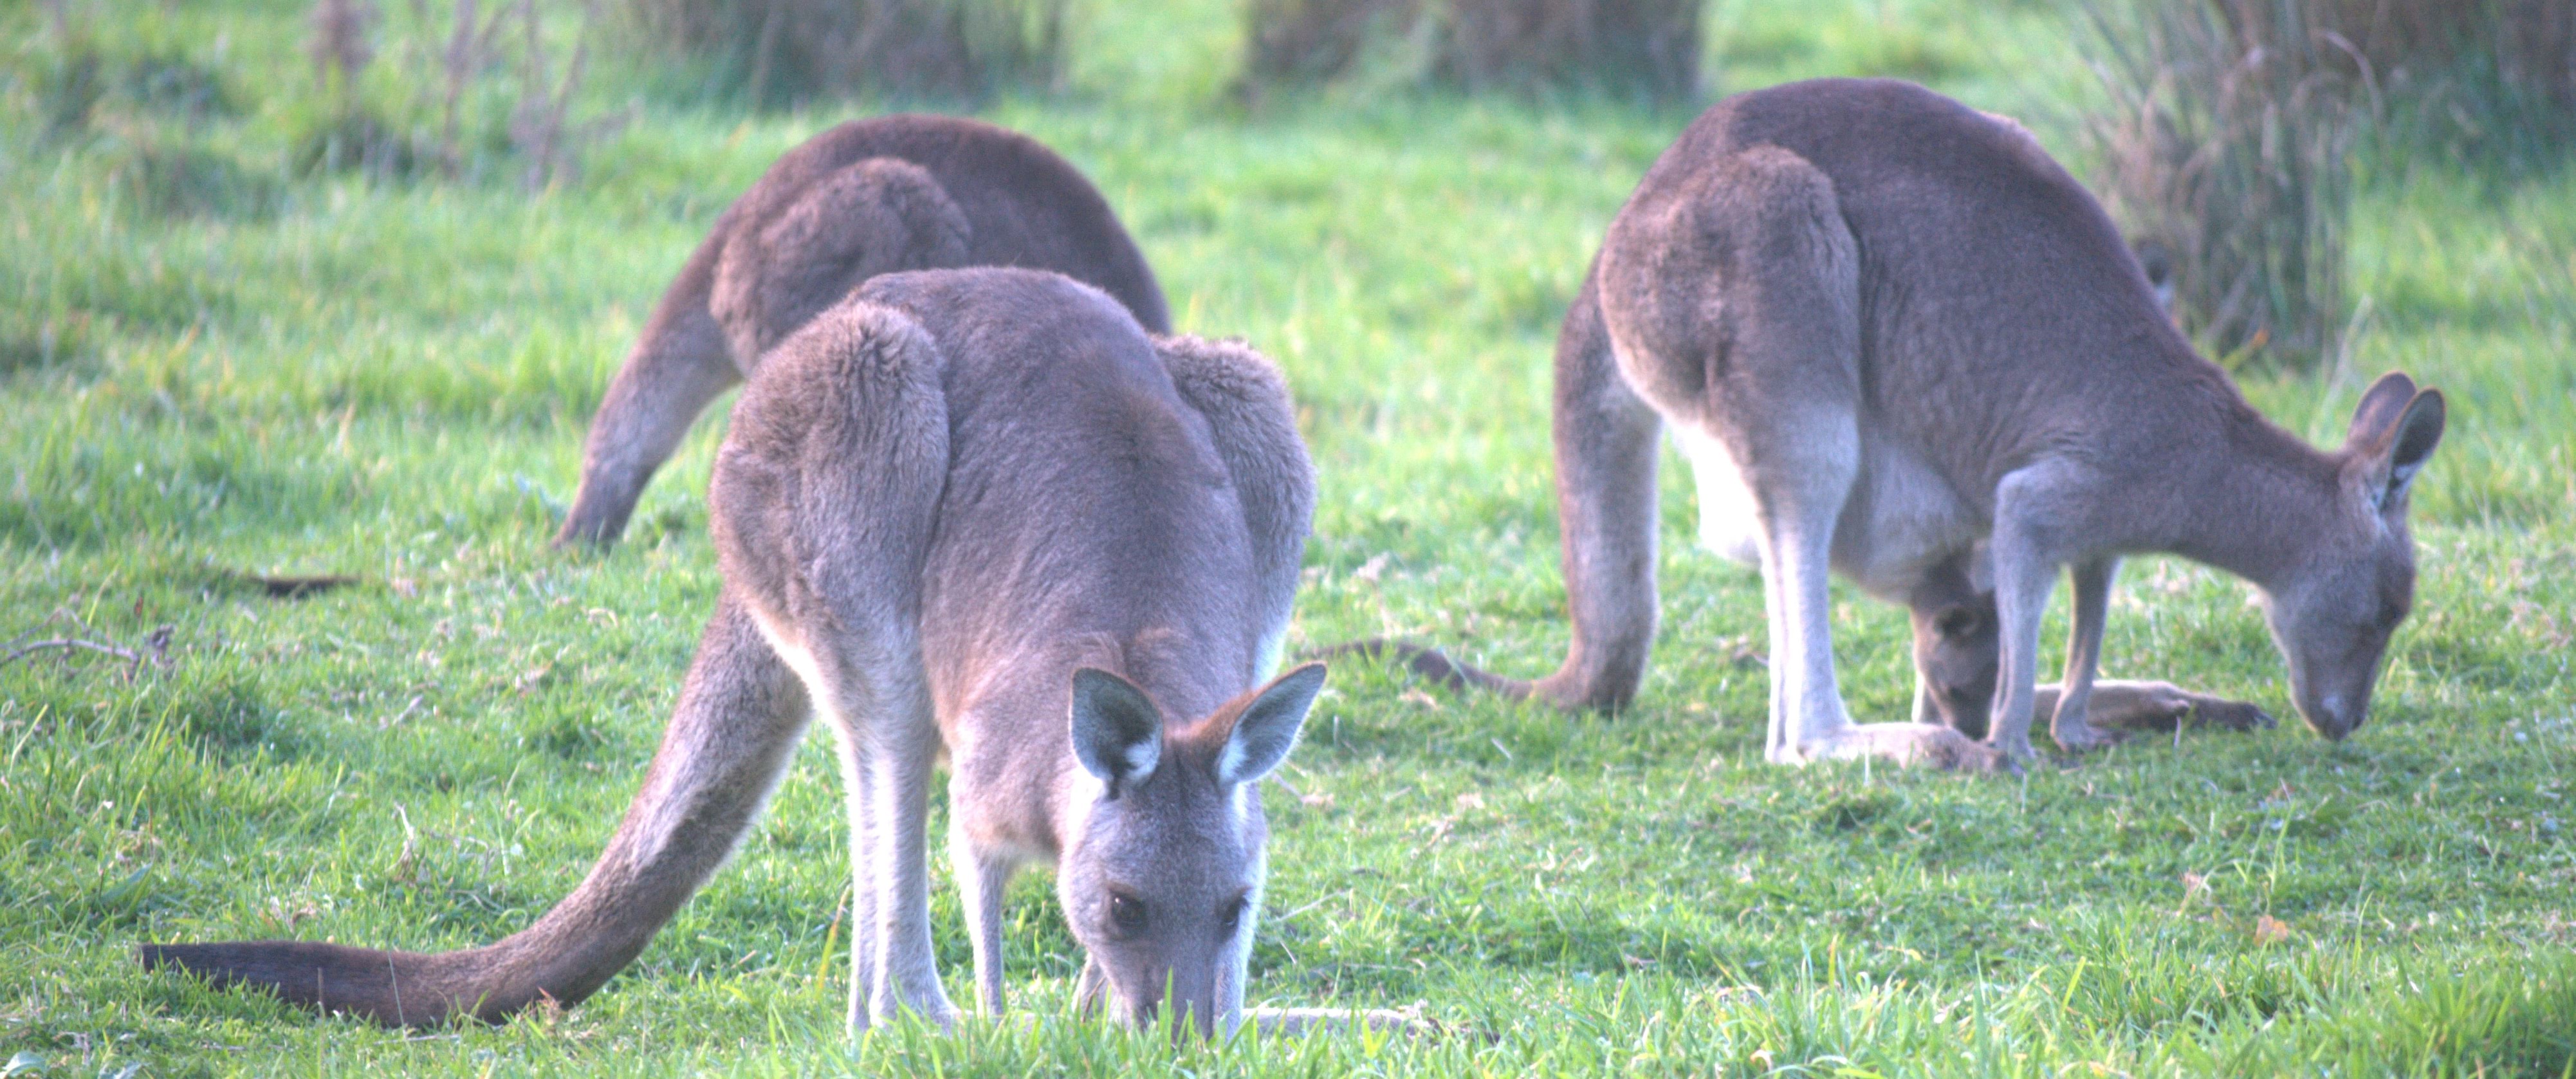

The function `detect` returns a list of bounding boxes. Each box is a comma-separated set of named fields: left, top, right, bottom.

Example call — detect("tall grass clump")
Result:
left=1242, top=0, right=1698, bottom=102
left=1244, top=0, right=1415, bottom=86
left=2077, top=0, right=2362, bottom=371
left=281, top=0, right=627, bottom=188
left=2332, top=0, right=2576, bottom=176
left=622, top=0, right=1071, bottom=107
left=1439, top=0, right=1697, bottom=99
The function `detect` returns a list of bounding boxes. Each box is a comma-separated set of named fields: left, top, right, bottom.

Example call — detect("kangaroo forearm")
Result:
left=2086, top=679, right=2273, bottom=732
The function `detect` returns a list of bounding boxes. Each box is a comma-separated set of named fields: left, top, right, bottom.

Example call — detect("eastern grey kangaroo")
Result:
left=556, top=115, right=1169, bottom=548
left=1394, top=78, right=2440, bottom=770
left=144, top=270, right=1326, bottom=1038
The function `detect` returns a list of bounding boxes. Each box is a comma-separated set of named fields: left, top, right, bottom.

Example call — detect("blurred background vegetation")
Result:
left=16, top=0, right=2571, bottom=372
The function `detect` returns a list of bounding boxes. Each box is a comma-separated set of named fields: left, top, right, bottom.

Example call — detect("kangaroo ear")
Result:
left=1217, top=662, right=1326, bottom=788
left=1071, top=669, right=1161, bottom=797
left=2344, top=372, right=2420, bottom=448
left=2350, top=387, right=2444, bottom=514
left=2378, top=389, right=2444, bottom=511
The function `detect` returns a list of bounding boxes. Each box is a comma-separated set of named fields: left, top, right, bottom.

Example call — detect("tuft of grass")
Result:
left=2075, top=0, right=2361, bottom=371
left=107, top=140, right=286, bottom=219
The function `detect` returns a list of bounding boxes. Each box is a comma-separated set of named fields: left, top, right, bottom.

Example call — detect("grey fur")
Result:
left=1515, top=78, right=2439, bottom=767
left=143, top=269, right=1324, bottom=1040
left=1902, top=546, right=2274, bottom=739
left=557, top=115, right=1169, bottom=548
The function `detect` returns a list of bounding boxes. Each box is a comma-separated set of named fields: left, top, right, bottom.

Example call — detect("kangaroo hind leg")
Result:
left=1151, top=334, right=1317, bottom=678
left=709, top=158, right=972, bottom=365
left=710, top=299, right=956, bottom=1033
left=1599, top=146, right=2002, bottom=771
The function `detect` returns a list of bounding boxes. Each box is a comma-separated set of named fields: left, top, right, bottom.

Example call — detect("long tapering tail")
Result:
left=140, top=595, right=809, bottom=1027
left=1302, top=638, right=1535, bottom=698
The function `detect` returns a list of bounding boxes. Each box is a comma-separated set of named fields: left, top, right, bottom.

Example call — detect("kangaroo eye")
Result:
left=1107, top=893, right=1146, bottom=935
left=1219, top=895, right=1249, bottom=932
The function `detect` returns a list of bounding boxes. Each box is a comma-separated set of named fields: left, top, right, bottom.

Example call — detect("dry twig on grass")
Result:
left=1, top=625, right=173, bottom=681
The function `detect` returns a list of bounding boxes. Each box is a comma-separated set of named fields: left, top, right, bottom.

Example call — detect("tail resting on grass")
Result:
left=140, top=597, right=809, bottom=1028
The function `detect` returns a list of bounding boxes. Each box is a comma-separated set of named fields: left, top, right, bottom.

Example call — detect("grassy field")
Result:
left=4, top=0, right=2573, bottom=1074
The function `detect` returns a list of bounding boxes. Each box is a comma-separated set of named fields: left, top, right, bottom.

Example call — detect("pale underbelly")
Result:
left=1667, top=423, right=1981, bottom=602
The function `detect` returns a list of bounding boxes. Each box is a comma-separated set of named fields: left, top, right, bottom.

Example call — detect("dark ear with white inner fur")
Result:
left=2381, top=389, right=2443, bottom=508
left=1071, top=668, right=1162, bottom=798
left=1217, top=662, right=1326, bottom=788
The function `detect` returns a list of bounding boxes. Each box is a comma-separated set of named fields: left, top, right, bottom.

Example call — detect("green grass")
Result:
left=4, top=0, right=2573, bottom=1075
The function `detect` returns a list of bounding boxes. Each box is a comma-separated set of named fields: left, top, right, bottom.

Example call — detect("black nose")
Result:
left=2299, top=695, right=2360, bottom=741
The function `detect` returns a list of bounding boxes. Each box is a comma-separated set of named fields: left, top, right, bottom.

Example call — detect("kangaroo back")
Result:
left=558, top=116, right=1169, bottom=548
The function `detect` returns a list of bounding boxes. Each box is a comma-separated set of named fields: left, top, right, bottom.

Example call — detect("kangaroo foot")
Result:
left=2186, top=696, right=2276, bottom=732
left=1799, top=723, right=2015, bottom=773
left=2086, top=681, right=2276, bottom=734
left=860, top=989, right=961, bottom=1035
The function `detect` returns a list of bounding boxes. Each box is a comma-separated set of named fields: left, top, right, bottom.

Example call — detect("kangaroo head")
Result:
left=2256, top=373, right=2445, bottom=741
left=1906, top=548, right=2001, bottom=738
left=1058, top=661, right=1326, bottom=1037
left=1911, top=599, right=2001, bottom=739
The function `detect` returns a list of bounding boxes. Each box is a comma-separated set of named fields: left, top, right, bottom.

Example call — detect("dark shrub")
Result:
left=625, top=0, right=1071, bottom=106
left=1242, top=0, right=1698, bottom=102
left=2079, top=0, right=2362, bottom=369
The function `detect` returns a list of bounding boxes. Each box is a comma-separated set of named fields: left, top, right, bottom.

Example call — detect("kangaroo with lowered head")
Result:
left=1378, top=78, right=2440, bottom=769
left=556, top=115, right=1169, bottom=548
left=143, top=269, right=1329, bottom=1038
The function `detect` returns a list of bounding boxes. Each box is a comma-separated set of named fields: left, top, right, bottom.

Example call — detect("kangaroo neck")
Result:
left=2154, top=401, right=2343, bottom=592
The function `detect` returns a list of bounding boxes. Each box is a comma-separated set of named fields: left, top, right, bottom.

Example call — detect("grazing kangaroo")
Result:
left=1375, top=78, right=2441, bottom=769
left=143, top=269, right=1328, bottom=1038
left=556, top=115, right=1169, bottom=548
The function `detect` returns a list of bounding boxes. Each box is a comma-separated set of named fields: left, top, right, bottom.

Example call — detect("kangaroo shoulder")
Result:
left=1152, top=335, right=1293, bottom=415
left=724, top=300, right=948, bottom=473
left=1148, top=335, right=1307, bottom=493
left=711, top=158, right=973, bottom=363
